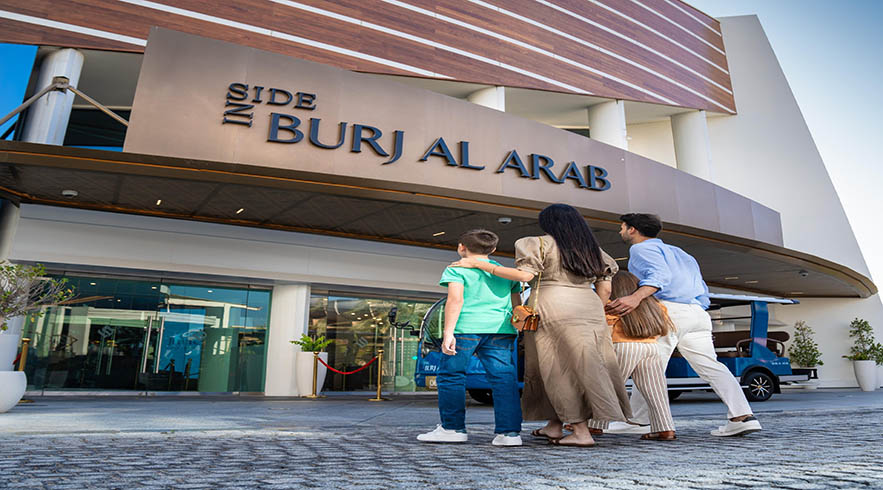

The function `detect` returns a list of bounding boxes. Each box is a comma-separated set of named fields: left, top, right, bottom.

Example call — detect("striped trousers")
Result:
left=589, top=342, right=675, bottom=433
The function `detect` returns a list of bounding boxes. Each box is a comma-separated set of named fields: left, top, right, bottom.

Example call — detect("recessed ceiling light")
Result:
left=236, top=208, right=245, bottom=214
left=156, top=199, right=162, bottom=206
left=725, top=276, right=739, bottom=280
left=789, top=291, right=804, bottom=295
left=207, top=290, right=213, bottom=293
left=151, top=286, right=157, bottom=290
left=432, top=231, right=445, bottom=237
left=745, top=280, right=759, bottom=284
left=614, top=257, right=628, bottom=261
left=61, top=189, right=78, bottom=198
left=90, top=282, right=97, bottom=286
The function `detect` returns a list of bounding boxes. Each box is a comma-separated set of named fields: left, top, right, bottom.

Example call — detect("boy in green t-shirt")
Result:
left=416, top=229, right=523, bottom=446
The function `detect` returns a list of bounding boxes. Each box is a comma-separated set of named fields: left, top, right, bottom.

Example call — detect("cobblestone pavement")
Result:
left=1, top=395, right=882, bottom=489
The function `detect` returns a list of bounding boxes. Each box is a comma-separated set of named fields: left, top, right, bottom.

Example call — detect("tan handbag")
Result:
left=511, top=237, right=544, bottom=332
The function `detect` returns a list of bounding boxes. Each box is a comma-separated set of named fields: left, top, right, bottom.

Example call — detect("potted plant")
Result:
left=1, top=263, right=74, bottom=412
left=842, top=318, right=880, bottom=392
left=787, top=321, right=823, bottom=389
left=290, top=334, right=333, bottom=396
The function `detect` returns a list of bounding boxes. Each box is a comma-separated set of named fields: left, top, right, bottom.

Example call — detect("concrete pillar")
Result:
left=21, top=48, right=85, bottom=145
left=671, top=110, right=714, bottom=181
left=467, top=86, right=505, bottom=111
left=587, top=100, right=628, bottom=149
left=0, top=199, right=20, bottom=262
left=264, top=284, right=311, bottom=396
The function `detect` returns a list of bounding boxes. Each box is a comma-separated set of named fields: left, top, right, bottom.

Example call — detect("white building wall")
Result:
left=706, top=15, right=883, bottom=387
left=10, top=205, right=460, bottom=295
left=625, top=121, right=677, bottom=169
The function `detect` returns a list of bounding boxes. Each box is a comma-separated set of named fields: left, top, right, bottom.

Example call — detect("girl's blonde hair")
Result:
left=611, top=270, right=674, bottom=338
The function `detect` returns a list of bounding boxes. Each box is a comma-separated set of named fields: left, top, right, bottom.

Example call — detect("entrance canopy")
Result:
left=0, top=141, right=874, bottom=299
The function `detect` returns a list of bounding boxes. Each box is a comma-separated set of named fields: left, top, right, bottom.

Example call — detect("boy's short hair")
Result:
left=459, top=229, right=499, bottom=254
left=620, top=213, right=662, bottom=238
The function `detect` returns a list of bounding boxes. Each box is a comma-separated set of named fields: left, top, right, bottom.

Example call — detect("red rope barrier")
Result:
left=317, top=355, right=378, bottom=375
left=12, top=352, right=21, bottom=367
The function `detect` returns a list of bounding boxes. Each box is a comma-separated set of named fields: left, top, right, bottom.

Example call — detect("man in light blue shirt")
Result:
left=606, top=213, right=761, bottom=437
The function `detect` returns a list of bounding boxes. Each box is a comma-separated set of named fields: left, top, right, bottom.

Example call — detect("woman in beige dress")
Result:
left=452, top=204, right=631, bottom=447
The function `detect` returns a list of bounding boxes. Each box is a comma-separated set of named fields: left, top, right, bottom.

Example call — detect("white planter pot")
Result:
left=295, top=351, right=328, bottom=396
left=854, top=360, right=877, bottom=392
left=0, top=371, right=26, bottom=413
left=878, top=364, right=883, bottom=389
left=0, top=316, right=25, bottom=372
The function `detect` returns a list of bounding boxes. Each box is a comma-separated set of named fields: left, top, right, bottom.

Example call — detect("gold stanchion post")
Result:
left=304, top=352, right=325, bottom=399
left=368, top=349, right=387, bottom=402
left=17, top=338, right=31, bottom=372
left=18, top=338, right=34, bottom=404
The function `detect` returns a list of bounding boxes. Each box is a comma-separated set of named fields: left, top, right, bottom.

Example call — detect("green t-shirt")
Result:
left=439, top=259, right=521, bottom=335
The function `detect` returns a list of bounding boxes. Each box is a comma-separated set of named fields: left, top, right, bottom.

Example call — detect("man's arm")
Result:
left=606, top=285, right=659, bottom=315
left=442, top=282, right=464, bottom=355
left=606, top=245, right=669, bottom=315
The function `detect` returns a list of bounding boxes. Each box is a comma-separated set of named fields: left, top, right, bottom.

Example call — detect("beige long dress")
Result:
left=516, top=235, right=632, bottom=424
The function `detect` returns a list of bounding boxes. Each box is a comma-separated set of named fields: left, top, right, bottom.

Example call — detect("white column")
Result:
left=587, top=100, right=628, bottom=149
left=21, top=48, right=85, bottom=145
left=264, top=284, right=311, bottom=396
left=467, top=86, right=505, bottom=111
left=0, top=199, right=20, bottom=262
left=671, top=110, right=714, bottom=181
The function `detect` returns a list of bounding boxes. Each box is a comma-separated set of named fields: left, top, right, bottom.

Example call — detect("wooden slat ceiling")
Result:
left=0, top=0, right=735, bottom=113
left=0, top=148, right=872, bottom=299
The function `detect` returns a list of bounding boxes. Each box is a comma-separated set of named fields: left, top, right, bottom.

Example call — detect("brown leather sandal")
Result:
left=549, top=437, right=596, bottom=447
left=588, top=428, right=603, bottom=435
left=531, top=428, right=562, bottom=440
left=640, top=431, right=677, bottom=441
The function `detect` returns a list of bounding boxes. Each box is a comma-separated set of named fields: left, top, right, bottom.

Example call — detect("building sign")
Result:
left=221, top=83, right=610, bottom=191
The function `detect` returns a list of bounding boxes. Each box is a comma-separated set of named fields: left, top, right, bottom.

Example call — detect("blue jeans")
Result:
left=437, top=334, right=522, bottom=434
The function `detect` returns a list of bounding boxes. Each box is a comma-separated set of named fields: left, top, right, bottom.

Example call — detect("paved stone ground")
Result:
left=1, top=390, right=882, bottom=489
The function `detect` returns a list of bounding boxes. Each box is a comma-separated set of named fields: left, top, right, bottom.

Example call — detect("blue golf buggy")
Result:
left=412, top=293, right=812, bottom=403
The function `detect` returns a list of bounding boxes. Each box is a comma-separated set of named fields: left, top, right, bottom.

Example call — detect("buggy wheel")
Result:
left=743, top=371, right=774, bottom=401
left=468, top=389, right=493, bottom=405
left=668, top=390, right=683, bottom=401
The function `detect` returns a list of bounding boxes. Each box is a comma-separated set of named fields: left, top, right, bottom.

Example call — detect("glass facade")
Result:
left=21, top=275, right=271, bottom=392
left=308, top=292, right=439, bottom=392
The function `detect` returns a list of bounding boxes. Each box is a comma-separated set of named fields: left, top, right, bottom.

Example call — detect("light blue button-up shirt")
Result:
left=627, top=238, right=710, bottom=309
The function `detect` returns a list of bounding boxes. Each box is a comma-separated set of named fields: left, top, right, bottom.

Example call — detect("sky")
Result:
left=686, top=0, right=883, bottom=285
left=1, top=2, right=881, bottom=287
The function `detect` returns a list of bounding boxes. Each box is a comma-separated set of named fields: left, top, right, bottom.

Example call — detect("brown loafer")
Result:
left=640, top=431, right=677, bottom=441
left=589, top=428, right=603, bottom=435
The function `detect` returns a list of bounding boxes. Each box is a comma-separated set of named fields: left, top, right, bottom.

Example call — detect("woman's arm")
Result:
left=449, top=258, right=536, bottom=283
left=595, top=280, right=612, bottom=304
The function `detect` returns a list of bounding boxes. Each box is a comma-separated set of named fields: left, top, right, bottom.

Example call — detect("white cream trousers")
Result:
left=629, top=301, right=754, bottom=423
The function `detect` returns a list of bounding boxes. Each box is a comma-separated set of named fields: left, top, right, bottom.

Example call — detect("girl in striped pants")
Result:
left=589, top=270, right=677, bottom=441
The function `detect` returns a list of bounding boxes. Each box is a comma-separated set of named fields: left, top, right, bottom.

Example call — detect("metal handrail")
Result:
left=0, top=76, right=129, bottom=139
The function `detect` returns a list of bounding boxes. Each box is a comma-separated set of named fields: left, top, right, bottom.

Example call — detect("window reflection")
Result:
left=22, top=276, right=271, bottom=393
left=309, top=292, right=436, bottom=392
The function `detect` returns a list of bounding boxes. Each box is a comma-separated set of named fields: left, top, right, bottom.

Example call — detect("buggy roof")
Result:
left=707, top=293, right=799, bottom=310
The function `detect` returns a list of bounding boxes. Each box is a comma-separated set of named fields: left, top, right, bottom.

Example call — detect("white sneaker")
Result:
left=605, top=421, right=651, bottom=434
left=710, top=416, right=762, bottom=437
left=417, top=425, right=468, bottom=443
left=492, top=434, right=523, bottom=446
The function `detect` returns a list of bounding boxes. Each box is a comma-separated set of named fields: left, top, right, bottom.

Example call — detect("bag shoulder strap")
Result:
left=530, top=237, right=545, bottom=309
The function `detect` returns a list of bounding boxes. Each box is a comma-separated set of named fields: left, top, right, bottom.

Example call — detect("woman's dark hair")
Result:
left=610, top=270, right=673, bottom=338
left=538, top=204, right=606, bottom=278
left=620, top=213, right=662, bottom=238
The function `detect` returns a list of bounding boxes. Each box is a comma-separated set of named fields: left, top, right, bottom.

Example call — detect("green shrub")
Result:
left=842, top=318, right=882, bottom=362
left=788, top=321, right=823, bottom=367
left=290, top=334, right=333, bottom=352
left=1, top=263, right=75, bottom=331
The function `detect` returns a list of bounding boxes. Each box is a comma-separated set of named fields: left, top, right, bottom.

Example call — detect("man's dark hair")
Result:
left=459, top=229, right=499, bottom=254
left=620, top=213, right=662, bottom=238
